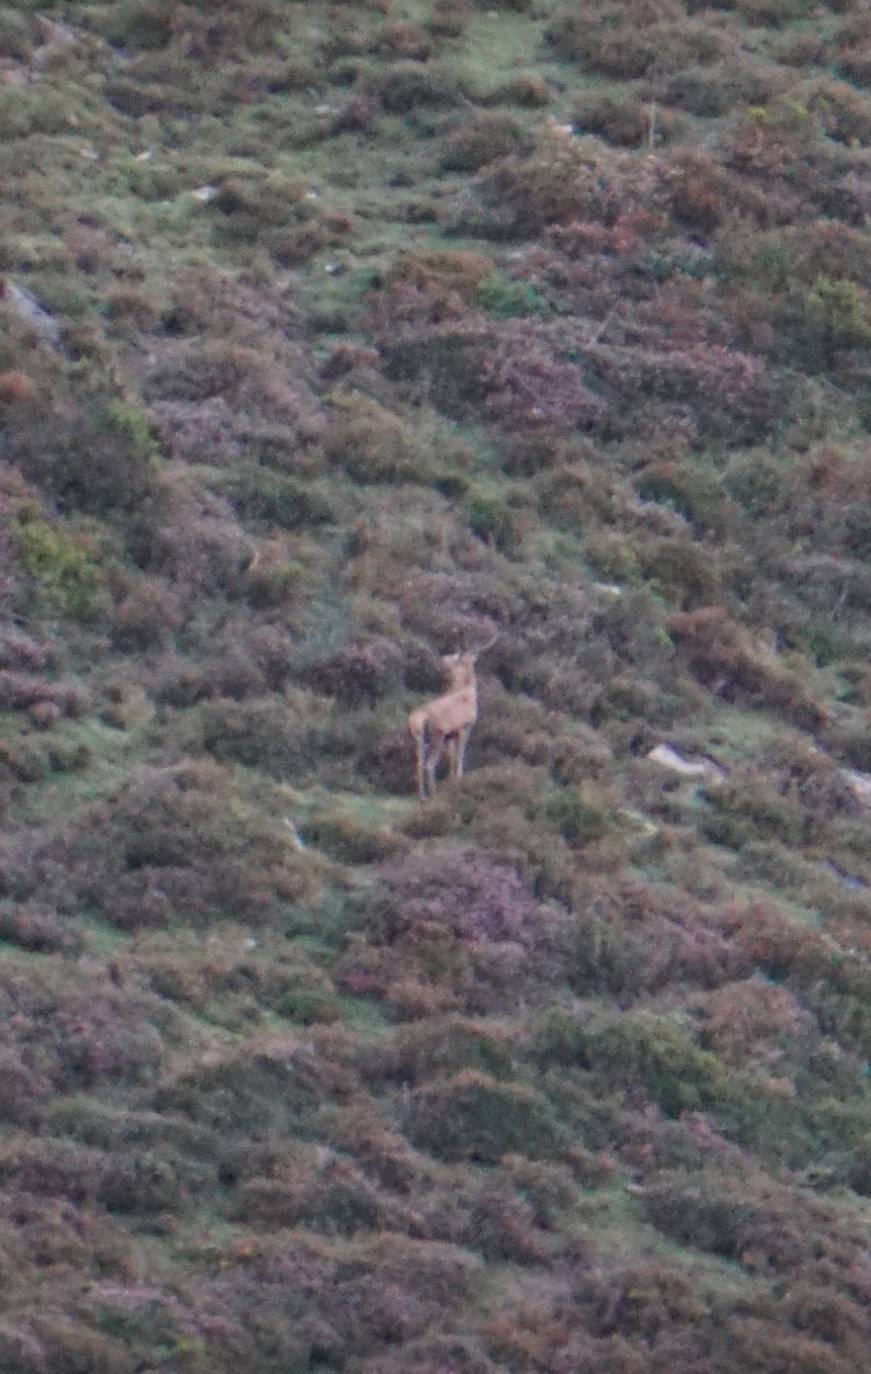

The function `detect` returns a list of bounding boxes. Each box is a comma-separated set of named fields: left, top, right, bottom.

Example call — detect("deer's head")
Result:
left=439, top=632, right=498, bottom=689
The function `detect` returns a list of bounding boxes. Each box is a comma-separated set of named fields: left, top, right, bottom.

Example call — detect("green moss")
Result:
left=589, top=1013, right=729, bottom=1118
left=475, top=274, right=550, bottom=319
left=546, top=786, right=611, bottom=846
left=13, top=513, right=105, bottom=621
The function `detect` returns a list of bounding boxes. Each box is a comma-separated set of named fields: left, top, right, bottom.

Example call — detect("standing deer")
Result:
left=407, top=633, right=498, bottom=799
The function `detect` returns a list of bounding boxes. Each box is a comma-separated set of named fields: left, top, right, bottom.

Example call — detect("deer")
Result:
left=407, top=632, right=498, bottom=799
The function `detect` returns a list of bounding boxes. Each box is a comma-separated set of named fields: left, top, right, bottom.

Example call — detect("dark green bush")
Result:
left=4, top=396, right=157, bottom=516
left=222, top=465, right=335, bottom=530
left=368, top=61, right=460, bottom=113
left=546, top=786, right=612, bottom=846
left=403, top=1069, right=564, bottom=1162
left=440, top=113, right=534, bottom=172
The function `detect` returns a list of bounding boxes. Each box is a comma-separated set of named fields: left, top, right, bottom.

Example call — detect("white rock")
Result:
left=842, top=768, right=871, bottom=807
left=647, top=744, right=725, bottom=781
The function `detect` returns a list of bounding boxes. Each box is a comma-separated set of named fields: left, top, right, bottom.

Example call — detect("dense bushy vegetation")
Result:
left=1, top=0, right=871, bottom=1369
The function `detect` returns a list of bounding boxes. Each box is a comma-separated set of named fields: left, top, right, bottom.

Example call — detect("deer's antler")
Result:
left=470, top=630, right=499, bottom=657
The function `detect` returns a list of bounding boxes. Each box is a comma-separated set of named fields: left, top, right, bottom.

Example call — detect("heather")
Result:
left=1, top=0, right=871, bottom=1369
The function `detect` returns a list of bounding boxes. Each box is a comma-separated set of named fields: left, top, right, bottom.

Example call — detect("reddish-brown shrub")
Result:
left=0, top=902, right=83, bottom=955
left=0, top=671, right=82, bottom=717
left=666, top=606, right=826, bottom=727
left=111, top=577, right=183, bottom=651
left=427, top=0, right=470, bottom=38
left=573, top=94, right=680, bottom=148
left=546, top=2, right=679, bottom=76
left=0, top=625, right=51, bottom=671
left=666, top=153, right=727, bottom=233
left=104, top=288, right=159, bottom=330
left=384, top=248, right=495, bottom=303
left=382, top=313, right=604, bottom=431
left=302, top=636, right=404, bottom=707
left=372, top=22, right=432, bottom=60
left=440, top=113, right=534, bottom=171
left=498, top=73, right=551, bottom=106
left=0, top=370, right=35, bottom=405
left=360, top=1016, right=516, bottom=1087
left=588, top=341, right=784, bottom=444
left=379, top=845, right=547, bottom=945
left=328, top=94, right=375, bottom=135
left=236, top=1155, right=409, bottom=1234
left=697, top=977, right=812, bottom=1065
left=643, top=1168, right=814, bottom=1269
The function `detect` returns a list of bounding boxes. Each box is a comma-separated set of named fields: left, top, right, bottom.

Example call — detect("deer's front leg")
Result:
left=416, top=737, right=427, bottom=799
left=424, top=744, right=442, bottom=796
left=455, top=725, right=472, bottom=778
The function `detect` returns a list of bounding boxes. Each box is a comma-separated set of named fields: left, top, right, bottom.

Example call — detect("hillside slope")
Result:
left=2, top=1, right=871, bottom=1371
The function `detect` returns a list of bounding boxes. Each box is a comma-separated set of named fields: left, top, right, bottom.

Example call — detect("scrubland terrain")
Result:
left=2, top=0, right=871, bottom=1370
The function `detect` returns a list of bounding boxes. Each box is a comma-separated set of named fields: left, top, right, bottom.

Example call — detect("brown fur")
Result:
left=407, top=634, right=497, bottom=798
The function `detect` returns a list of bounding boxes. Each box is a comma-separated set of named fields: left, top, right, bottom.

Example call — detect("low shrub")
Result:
left=403, top=1069, right=564, bottom=1162
left=157, top=1035, right=358, bottom=1136
left=466, top=489, right=525, bottom=551
left=0, top=672, right=82, bottom=719
left=0, top=369, right=35, bottom=405
left=3, top=394, right=157, bottom=516
left=474, top=132, right=592, bottom=238
left=0, top=8, right=32, bottom=60
left=475, top=274, right=550, bottom=319
left=361, top=1016, right=517, bottom=1086
left=371, top=22, right=433, bottom=61
left=324, top=391, right=432, bottom=483
left=0, top=87, right=73, bottom=139
left=12, top=510, right=105, bottom=622
left=546, top=786, right=612, bottom=846
left=383, top=248, right=495, bottom=302
left=697, top=977, right=812, bottom=1067
left=367, top=61, right=461, bottom=114
left=302, top=810, right=405, bottom=864
left=636, top=537, right=723, bottom=608
left=111, top=577, right=183, bottom=651
left=643, top=1168, right=818, bottom=1270
left=221, top=465, right=335, bottom=530
left=175, top=693, right=332, bottom=780
left=0, top=902, right=84, bottom=955
left=573, top=93, right=679, bottom=148
left=103, top=0, right=290, bottom=58
left=659, top=57, right=789, bottom=118
left=667, top=606, right=826, bottom=728
left=302, top=636, right=404, bottom=706
left=236, top=1154, right=408, bottom=1234
left=98, top=1147, right=210, bottom=1214
left=546, top=5, right=664, bottom=76
left=427, top=0, right=470, bottom=38
left=802, top=275, right=871, bottom=368
left=45, top=759, right=320, bottom=929
left=585, top=1011, right=732, bottom=1117
left=440, top=114, right=534, bottom=172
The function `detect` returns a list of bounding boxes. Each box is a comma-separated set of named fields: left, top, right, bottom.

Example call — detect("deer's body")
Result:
left=407, top=635, right=496, bottom=798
